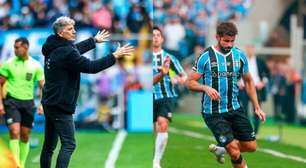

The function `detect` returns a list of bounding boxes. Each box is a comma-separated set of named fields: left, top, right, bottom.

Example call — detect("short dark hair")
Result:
left=153, top=26, right=163, bottom=37
left=216, top=22, right=238, bottom=37
left=15, top=37, right=29, bottom=46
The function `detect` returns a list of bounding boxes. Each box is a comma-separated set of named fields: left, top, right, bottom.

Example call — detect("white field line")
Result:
left=169, top=127, right=306, bottom=164
left=104, top=130, right=127, bottom=168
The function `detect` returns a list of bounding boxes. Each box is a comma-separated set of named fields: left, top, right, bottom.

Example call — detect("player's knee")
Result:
left=226, top=143, right=241, bottom=160
left=158, top=119, right=168, bottom=132
left=20, top=133, right=30, bottom=142
left=247, top=142, right=257, bottom=152
left=9, top=129, right=20, bottom=139
left=159, top=123, right=168, bottom=132
left=229, top=149, right=241, bottom=160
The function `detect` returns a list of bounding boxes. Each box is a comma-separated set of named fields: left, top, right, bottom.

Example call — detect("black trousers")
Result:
left=40, top=106, right=76, bottom=168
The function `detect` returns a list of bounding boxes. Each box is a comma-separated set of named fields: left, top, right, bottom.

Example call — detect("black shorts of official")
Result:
left=3, top=95, right=35, bottom=128
left=203, top=108, right=256, bottom=147
left=153, top=98, right=174, bottom=122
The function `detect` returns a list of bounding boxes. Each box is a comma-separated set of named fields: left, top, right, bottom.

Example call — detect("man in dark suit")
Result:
left=238, top=45, right=270, bottom=135
left=40, top=16, right=134, bottom=168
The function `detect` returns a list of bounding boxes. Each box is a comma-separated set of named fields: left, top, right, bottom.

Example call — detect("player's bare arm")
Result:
left=242, top=73, right=266, bottom=123
left=171, top=72, right=187, bottom=85
left=153, top=56, right=170, bottom=84
left=38, top=80, right=45, bottom=115
left=0, top=75, right=6, bottom=116
left=185, top=71, right=220, bottom=101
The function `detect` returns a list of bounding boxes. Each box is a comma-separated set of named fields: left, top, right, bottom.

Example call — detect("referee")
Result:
left=0, top=37, right=44, bottom=168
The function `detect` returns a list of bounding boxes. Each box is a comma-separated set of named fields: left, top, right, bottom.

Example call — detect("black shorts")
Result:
left=153, top=98, right=173, bottom=122
left=3, top=95, right=35, bottom=128
left=203, top=108, right=255, bottom=147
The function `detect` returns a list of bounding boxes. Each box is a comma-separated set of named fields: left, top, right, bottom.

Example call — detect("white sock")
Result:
left=245, top=165, right=248, bottom=168
left=153, top=132, right=168, bottom=164
left=215, top=146, right=226, bottom=155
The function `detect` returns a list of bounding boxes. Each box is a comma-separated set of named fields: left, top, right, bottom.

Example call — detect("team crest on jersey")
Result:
left=211, top=62, right=218, bottom=67
left=251, top=131, right=256, bottom=138
left=167, top=112, right=172, bottom=118
left=219, top=135, right=227, bottom=144
left=7, top=118, right=13, bottom=124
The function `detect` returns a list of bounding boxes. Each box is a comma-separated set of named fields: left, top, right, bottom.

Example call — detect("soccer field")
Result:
left=162, top=113, right=306, bottom=168
left=0, top=131, right=152, bottom=168
left=1, top=112, right=306, bottom=168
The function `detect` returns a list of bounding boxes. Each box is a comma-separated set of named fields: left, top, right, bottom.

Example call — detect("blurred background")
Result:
left=153, top=0, right=306, bottom=167
left=0, top=0, right=153, bottom=167
left=154, top=0, right=306, bottom=126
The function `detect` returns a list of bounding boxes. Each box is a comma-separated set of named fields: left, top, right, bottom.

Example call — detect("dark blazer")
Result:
left=256, top=57, right=270, bottom=102
left=41, top=35, right=116, bottom=113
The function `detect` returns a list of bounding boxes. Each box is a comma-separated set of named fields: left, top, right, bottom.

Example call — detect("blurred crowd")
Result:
left=154, top=0, right=252, bottom=60
left=266, top=58, right=302, bottom=124
left=0, top=0, right=152, bottom=34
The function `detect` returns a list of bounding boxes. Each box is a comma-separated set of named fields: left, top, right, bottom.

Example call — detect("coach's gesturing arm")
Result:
left=75, top=30, right=110, bottom=54
left=242, top=73, right=266, bottom=123
left=185, top=71, right=220, bottom=101
left=66, top=43, right=134, bottom=73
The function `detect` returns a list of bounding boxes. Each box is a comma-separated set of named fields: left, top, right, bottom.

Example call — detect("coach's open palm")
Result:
left=113, top=43, right=134, bottom=59
left=94, top=29, right=110, bottom=43
left=255, top=107, right=266, bottom=123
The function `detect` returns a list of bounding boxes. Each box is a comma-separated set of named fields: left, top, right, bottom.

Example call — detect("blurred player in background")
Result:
left=238, top=45, right=270, bottom=135
left=0, top=37, right=44, bottom=168
left=152, top=26, right=186, bottom=168
left=185, top=22, right=265, bottom=168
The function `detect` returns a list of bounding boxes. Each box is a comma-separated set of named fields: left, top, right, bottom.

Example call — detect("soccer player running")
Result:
left=0, top=37, right=44, bottom=168
left=185, top=22, right=266, bottom=168
left=40, top=16, right=134, bottom=168
left=152, top=26, right=186, bottom=168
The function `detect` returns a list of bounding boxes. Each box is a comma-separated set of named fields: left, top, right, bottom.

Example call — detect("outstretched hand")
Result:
left=112, top=43, right=134, bottom=59
left=94, top=29, right=110, bottom=43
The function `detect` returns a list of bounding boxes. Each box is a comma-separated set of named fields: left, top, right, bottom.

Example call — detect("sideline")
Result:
left=104, top=130, right=128, bottom=168
left=169, top=127, right=306, bottom=164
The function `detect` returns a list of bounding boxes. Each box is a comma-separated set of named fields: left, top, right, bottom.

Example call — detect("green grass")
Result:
left=1, top=112, right=306, bottom=168
left=0, top=131, right=153, bottom=168
left=117, top=133, right=153, bottom=168
left=161, top=112, right=306, bottom=168
left=0, top=131, right=116, bottom=168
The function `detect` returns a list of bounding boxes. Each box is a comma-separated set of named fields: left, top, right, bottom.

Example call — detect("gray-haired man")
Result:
left=39, top=16, right=133, bottom=168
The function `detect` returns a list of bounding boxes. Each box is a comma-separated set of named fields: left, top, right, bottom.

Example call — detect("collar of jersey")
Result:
left=211, top=45, right=232, bottom=57
left=14, top=56, right=31, bottom=62
left=153, top=49, right=163, bottom=56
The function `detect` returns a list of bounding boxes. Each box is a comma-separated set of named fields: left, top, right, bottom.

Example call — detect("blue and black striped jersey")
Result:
left=193, top=46, right=249, bottom=115
left=153, top=50, right=184, bottom=100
